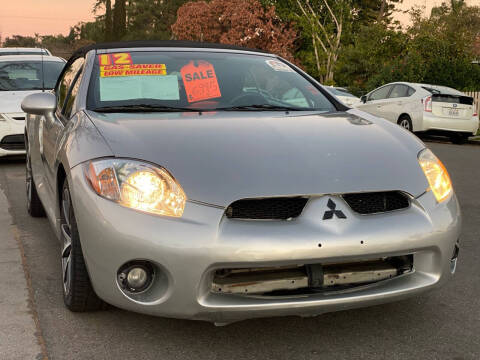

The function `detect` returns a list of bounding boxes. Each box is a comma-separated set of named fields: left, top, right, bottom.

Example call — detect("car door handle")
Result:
left=376, top=105, right=382, bottom=108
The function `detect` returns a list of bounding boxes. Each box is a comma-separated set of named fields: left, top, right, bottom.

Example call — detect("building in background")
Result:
left=394, top=0, right=479, bottom=25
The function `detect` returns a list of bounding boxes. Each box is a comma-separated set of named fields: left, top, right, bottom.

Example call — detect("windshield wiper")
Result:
left=91, top=104, right=202, bottom=113
left=213, top=104, right=304, bottom=111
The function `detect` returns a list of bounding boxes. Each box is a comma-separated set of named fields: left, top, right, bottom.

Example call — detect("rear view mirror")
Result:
left=360, top=95, right=367, bottom=104
left=21, top=92, right=56, bottom=116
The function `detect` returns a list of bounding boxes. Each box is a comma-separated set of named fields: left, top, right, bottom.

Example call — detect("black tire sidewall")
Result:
left=61, top=180, right=104, bottom=311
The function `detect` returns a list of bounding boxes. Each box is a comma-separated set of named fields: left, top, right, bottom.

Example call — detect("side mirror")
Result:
left=360, top=95, right=367, bottom=104
left=21, top=92, right=56, bottom=116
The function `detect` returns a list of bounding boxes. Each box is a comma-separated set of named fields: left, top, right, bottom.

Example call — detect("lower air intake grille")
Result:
left=343, top=191, right=410, bottom=214
left=226, top=197, right=308, bottom=220
left=0, top=134, right=25, bottom=151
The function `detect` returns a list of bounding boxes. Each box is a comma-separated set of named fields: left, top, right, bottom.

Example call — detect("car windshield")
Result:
left=328, top=87, right=357, bottom=98
left=87, top=51, right=336, bottom=112
left=0, top=60, right=64, bottom=91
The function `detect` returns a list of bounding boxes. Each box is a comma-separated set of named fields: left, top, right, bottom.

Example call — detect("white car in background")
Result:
left=325, top=86, right=360, bottom=106
left=0, top=55, right=65, bottom=156
left=356, top=82, right=479, bottom=144
left=0, top=47, right=52, bottom=56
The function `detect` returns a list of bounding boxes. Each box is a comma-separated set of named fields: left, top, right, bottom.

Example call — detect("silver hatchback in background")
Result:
left=21, top=41, right=461, bottom=324
left=356, top=82, right=479, bottom=143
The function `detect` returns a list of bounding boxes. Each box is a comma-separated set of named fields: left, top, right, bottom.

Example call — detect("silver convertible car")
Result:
left=21, top=41, right=461, bottom=324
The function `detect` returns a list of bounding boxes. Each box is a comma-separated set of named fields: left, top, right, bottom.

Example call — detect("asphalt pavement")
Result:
left=0, top=141, right=479, bottom=360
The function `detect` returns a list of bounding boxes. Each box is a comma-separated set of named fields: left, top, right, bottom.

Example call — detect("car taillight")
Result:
left=473, top=103, right=478, bottom=117
left=423, top=96, right=432, bottom=112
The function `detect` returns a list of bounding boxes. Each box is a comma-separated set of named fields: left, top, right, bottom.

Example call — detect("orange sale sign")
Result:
left=181, top=61, right=221, bottom=103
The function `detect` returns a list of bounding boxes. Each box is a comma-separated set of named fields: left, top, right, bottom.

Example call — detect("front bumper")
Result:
left=69, top=166, right=461, bottom=323
left=0, top=113, right=26, bottom=156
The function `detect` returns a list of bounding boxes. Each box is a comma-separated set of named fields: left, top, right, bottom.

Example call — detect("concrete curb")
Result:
left=0, top=187, right=48, bottom=360
left=468, top=136, right=480, bottom=145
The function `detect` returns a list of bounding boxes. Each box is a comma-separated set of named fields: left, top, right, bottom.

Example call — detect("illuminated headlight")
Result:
left=85, top=159, right=186, bottom=217
left=418, top=148, right=452, bottom=202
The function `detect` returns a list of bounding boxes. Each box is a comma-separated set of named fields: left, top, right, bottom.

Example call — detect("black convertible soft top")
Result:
left=70, top=40, right=269, bottom=61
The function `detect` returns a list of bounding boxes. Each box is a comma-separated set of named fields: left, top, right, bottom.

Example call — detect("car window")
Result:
left=56, top=57, right=85, bottom=112
left=368, top=85, right=392, bottom=101
left=0, top=60, right=64, bottom=91
left=389, top=84, right=410, bottom=98
left=87, top=51, right=336, bottom=112
left=63, top=67, right=84, bottom=119
left=328, top=87, right=357, bottom=98
left=407, top=87, right=415, bottom=96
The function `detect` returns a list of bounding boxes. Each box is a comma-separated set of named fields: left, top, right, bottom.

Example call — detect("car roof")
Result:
left=0, top=55, right=65, bottom=62
left=70, top=40, right=271, bottom=60
left=0, top=47, right=50, bottom=53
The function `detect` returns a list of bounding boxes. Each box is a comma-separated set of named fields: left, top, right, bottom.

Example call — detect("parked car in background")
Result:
left=0, top=47, right=52, bottom=56
left=325, top=86, right=360, bottom=106
left=0, top=55, right=65, bottom=156
left=355, top=82, right=479, bottom=144
left=22, top=41, right=460, bottom=324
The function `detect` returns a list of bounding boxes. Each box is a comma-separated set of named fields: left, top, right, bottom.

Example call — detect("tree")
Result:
left=113, top=0, right=127, bottom=39
left=335, top=24, right=408, bottom=94
left=3, top=35, right=39, bottom=47
left=125, top=0, right=189, bottom=40
left=336, top=0, right=480, bottom=94
left=172, top=0, right=298, bottom=61
left=105, top=0, right=114, bottom=41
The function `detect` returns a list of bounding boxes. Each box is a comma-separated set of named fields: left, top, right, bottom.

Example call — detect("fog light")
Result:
left=117, top=261, right=154, bottom=293
left=127, top=268, right=148, bottom=289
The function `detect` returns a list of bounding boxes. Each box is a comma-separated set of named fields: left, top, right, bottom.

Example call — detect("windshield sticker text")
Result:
left=98, top=53, right=133, bottom=66
left=100, top=64, right=167, bottom=78
left=181, top=60, right=221, bottom=103
left=265, top=60, right=294, bottom=72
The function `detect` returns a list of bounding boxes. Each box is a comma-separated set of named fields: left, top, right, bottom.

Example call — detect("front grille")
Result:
left=226, top=197, right=308, bottom=220
left=343, top=191, right=409, bottom=214
left=0, top=134, right=25, bottom=151
left=12, top=116, right=25, bottom=121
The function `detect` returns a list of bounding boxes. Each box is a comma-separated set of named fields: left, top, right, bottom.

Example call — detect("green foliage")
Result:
left=336, top=1, right=480, bottom=94
left=3, top=35, right=39, bottom=47
left=113, top=0, right=127, bottom=39
left=335, top=24, right=407, bottom=95
left=124, top=0, right=188, bottom=40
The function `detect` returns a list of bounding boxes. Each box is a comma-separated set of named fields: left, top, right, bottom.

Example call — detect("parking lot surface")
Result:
left=0, top=142, right=478, bottom=360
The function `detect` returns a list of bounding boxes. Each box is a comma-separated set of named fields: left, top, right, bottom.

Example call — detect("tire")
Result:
left=397, top=116, right=413, bottom=132
left=26, top=141, right=46, bottom=217
left=450, top=133, right=469, bottom=145
left=61, top=180, right=105, bottom=312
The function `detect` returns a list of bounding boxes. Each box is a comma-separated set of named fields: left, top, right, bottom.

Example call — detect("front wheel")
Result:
left=61, top=180, right=105, bottom=312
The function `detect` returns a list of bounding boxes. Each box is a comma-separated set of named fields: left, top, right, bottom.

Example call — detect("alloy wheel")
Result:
left=61, top=186, right=73, bottom=295
left=26, top=154, right=32, bottom=207
left=399, top=119, right=410, bottom=130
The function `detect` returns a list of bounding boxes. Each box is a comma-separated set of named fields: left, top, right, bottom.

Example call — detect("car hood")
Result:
left=85, top=109, right=428, bottom=207
left=0, top=90, right=43, bottom=113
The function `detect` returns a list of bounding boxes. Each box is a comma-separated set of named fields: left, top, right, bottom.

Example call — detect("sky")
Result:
left=0, top=0, right=479, bottom=40
left=0, top=0, right=96, bottom=40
